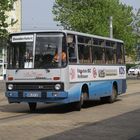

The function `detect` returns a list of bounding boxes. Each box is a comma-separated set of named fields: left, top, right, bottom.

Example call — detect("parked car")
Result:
left=128, top=65, right=140, bottom=75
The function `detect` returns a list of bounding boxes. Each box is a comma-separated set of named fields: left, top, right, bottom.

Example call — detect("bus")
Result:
left=5, top=30, right=126, bottom=111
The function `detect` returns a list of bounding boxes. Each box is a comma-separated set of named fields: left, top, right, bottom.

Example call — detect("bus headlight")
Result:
left=55, top=84, right=61, bottom=90
left=8, top=84, right=13, bottom=90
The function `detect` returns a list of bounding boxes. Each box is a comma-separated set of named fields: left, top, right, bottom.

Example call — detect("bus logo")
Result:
left=98, top=70, right=105, bottom=78
left=93, top=67, right=97, bottom=78
left=70, top=68, right=76, bottom=80
left=119, top=67, right=125, bottom=75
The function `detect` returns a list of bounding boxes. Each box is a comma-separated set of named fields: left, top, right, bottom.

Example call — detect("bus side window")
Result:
left=78, top=45, right=84, bottom=63
left=69, top=43, right=77, bottom=63
left=93, top=46, right=104, bottom=64
left=83, top=45, right=91, bottom=63
left=105, top=48, right=114, bottom=64
left=116, top=43, right=124, bottom=64
left=78, top=45, right=91, bottom=64
left=67, top=34, right=77, bottom=63
left=92, top=39, right=105, bottom=64
left=77, top=36, right=92, bottom=64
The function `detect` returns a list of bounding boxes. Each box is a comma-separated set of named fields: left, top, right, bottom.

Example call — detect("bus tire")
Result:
left=28, top=102, right=37, bottom=112
left=108, top=85, right=117, bottom=103
left=74, top=93, right=84, bottom=111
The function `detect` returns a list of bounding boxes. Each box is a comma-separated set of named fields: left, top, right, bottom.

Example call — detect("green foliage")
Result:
left=132, top=9, right=140, bottom=34
left=0, top=0, right=17, bottom=39
left=53, top=0, right=136, bottom=56
left=131, top=9, right=140, bottom=59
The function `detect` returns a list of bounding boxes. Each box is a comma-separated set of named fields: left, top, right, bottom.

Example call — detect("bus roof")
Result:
left=10, top=29, right=124, bottom=43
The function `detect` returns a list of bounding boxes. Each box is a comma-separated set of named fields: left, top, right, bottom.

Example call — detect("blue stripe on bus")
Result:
left=67, top=79, right=126, bottom=103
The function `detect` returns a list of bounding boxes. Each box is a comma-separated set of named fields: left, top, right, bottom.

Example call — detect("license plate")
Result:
left=24, top=92, right=41, bottom=98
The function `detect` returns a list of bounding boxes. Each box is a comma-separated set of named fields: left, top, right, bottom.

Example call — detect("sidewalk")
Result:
left=0, top=80, right=5, bottom=91
left=127, top=79, right=140, bottom=84
left=0, top=80, right=6, bottom=102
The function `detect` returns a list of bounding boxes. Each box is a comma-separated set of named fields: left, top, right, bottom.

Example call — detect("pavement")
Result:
left=40, top=109, right=140, bottom=140
left=0, top=80, right=5, bottom=90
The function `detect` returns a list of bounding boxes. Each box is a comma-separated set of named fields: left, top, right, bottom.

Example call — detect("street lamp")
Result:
left=109, top=16, right=113, bottom=38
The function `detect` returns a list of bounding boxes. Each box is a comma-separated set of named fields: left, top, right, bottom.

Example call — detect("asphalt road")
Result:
left=40, top=109, right=140, bottom=140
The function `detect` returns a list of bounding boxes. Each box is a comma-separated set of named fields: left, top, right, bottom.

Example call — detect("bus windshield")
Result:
left=7, top=33, right=67, bottom=69
left=8, top=37, right=34, bottom=69
left=34, top=33, right=66, bottom=68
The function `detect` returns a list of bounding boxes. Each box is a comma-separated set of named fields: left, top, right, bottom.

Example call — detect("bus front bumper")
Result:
left=5, top=91, right=69, bottom=104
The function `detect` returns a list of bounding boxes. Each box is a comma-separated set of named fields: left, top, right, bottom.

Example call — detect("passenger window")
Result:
left=116, top=43, right=124, bottom=64
left=69, top=43, right=77, bottom=63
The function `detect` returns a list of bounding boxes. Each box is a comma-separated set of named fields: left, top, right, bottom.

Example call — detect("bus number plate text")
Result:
left=24, top=92, right=41, bottom=98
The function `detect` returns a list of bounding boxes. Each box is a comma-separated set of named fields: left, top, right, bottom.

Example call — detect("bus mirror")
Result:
left=67, top=35, right=73, bottom=43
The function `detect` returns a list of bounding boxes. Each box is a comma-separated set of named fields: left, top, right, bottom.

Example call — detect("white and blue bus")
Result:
left=5, top=30, right=126, bottom=111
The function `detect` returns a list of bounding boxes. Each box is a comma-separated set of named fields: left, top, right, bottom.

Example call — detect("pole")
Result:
left=110, top=16, right=113, bottom=38
left=20, top=0, right=22, bottom=31
left=2, top=47, right=5, bottom=80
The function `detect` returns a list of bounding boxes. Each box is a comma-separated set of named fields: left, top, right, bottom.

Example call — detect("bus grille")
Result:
left=6, top=83, right=64, bottom=91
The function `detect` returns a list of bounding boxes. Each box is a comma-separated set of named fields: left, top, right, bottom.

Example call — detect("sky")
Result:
left=22, top=0, right=57, bottom=30
left=22, top=0, right=140, bottom=31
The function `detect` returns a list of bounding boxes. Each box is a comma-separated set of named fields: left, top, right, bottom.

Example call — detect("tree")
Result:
left=0, top=0, right=17, bottom=39
left=53, top=0, right=136, bottom=57
left=131, top=9, right=140, bottom=60
left=131, top=9, right=140, bottom=36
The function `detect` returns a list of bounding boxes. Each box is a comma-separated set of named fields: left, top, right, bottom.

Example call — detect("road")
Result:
left=0, top=80, right=140, bottom=140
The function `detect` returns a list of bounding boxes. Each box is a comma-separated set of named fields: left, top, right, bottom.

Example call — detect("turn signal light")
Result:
left=8, top=76, right=13, bottom=81
left=53, top=77, right=60, bottom=80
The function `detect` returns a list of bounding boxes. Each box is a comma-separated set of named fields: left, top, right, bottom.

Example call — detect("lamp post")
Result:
left=2, top=46, right=5, bottom=80
left=109, top=16, right=113, bottom=38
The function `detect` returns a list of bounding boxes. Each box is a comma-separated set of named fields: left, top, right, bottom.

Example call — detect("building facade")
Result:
left=6, top=0, right=21, bottom=33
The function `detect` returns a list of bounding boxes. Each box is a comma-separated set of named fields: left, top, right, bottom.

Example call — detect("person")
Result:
left=53, top=49, right=66, bottom=63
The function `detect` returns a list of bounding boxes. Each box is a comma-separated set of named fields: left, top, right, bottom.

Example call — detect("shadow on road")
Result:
left=39, top=108, right=140, bottom=140
left=0, top=99, right=122, bottom=114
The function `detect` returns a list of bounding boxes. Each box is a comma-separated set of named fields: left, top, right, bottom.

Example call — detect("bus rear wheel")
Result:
left=28, top=102, right=37, bottom=112
left=108, top=86, right=117, bottom=103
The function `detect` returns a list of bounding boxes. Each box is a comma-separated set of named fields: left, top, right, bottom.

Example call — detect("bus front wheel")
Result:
left=28, top=102, right=37, bottom=112
left=74, top=93, right=84, bottom=111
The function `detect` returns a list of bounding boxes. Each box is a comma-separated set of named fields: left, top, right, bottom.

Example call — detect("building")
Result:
left=6, top=0, right=21, bottom=33
left=0, top=0, right=21, bottom=80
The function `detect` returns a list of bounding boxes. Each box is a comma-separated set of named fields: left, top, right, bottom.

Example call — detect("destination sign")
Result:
left=12, top=35, right=34, bottom=42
